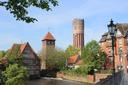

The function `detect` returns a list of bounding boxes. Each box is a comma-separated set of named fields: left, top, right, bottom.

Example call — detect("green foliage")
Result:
left=0, top=0, right=58, bottom=23
left=2, top=64, right=28, bottom=85
left=5, top=45, right=22, bottom=64
left=1, top=45, right=28, bottom=85
left=40, top=47, right=67, bottom=70
left=63, top=66, right=88, bottom=76
left=81, top=40, right=106, bottom=73
left=46, top=48, right=66, bottom=69
left=0, top=50, right=6, bottom=64
left=65, top=45, right=80, bottom=57
left=0, top=51, right=6, bottom=59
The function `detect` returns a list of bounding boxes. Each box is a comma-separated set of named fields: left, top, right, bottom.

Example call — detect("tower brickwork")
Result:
left=41, top=32, right=55, bottom=69
left=73, top=19, right=84, bottom=50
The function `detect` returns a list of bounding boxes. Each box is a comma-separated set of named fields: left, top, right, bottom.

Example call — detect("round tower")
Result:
left=73, top=18, right=84, bottom=50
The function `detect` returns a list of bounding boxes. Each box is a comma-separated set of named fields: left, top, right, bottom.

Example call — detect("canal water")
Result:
left=28, top=78, right=91, bottom=85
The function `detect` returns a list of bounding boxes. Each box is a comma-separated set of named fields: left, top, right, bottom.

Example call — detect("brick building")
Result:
left=100, top=23, right=128, bottom=71
left=66, top=19, right=85, bottom=68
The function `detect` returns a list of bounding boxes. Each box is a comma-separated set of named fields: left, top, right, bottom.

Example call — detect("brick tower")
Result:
left=73, top=18, right=84, bottom=50
left=42, top=32, right=55, bottom=49
left=41, top=32, right=55, bottom=69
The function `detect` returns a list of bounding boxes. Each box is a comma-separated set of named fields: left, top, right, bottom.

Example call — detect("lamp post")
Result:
left=107, top=19, right=117, bottom=85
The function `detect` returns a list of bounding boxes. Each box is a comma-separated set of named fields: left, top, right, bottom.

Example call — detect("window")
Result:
left=118, top=39, right=122, bottom=47
left=126, top=38, right=128, bottom=46
left=51, top=41, right=54, bottom=45
left=47, top=41, right=54, bottom=45
left=118, top=47, right=123, bottom=55
left=23, top=54, right=28, bottom=58
left=107, top=40, right=112, bottom=47
left=47, top=41, right=51, bottom=45
left=108, top=49, right=112, bottom=56
left=109, top=56, right=113, bottom=64
left=74, top=26, right=77, bottom=30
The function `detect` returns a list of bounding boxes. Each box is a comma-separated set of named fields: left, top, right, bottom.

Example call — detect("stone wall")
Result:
left=57, top=72, right=110, bottom=84
left=57, top=72, right=87, bottom=83
left=86, top=73, right=110, bottom=83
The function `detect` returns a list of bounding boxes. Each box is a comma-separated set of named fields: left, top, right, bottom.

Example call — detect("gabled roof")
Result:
left=67, top=55, right=80, bottom=64
left=42, top=32, right=55, bottom=41
left=5, top=42, right=37, bottom=58
left=5, top=44, right=21, bottom=58
left=20, top=43, right=27, bottom=53
left=100, top=23, right=128, bottom=43
left=99, top=32, right=108, bottom=42
left=116, top=23, right=128, bottom=36
left=75, top=60, right=84, bottom=65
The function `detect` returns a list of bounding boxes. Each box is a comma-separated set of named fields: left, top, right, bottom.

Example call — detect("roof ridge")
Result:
left=42, top=32, right=55, bottom=41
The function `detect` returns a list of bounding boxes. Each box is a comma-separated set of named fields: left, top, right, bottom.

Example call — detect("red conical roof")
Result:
left=42, top=32, right=55, bottom=41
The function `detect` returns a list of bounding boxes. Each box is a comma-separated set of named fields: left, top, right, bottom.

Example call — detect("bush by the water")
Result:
left=62, top=66, right=88, bottom=76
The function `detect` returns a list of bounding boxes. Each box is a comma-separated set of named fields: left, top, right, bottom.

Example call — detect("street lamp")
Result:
left=107, top=19, right=117, bottom=85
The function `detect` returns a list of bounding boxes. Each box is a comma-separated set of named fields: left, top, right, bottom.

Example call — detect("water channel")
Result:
left=28, top=78, right=91, bottom=85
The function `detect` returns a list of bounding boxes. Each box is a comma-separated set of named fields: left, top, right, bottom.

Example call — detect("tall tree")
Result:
left=39, top=47, right=66, bottom=70
left=0, top=51, right=6, bottom=59
left=81, top=40, right=106, bottom=73
left=0, top=0, right=58, bottom=23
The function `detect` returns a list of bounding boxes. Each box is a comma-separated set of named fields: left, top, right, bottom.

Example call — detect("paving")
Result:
left=120, top=71, right=128, bottom=85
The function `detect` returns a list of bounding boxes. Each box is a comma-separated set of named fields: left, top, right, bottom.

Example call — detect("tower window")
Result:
left=47, top=41, right=54, bottom=45
left=47, top=41, right=51, bottom=45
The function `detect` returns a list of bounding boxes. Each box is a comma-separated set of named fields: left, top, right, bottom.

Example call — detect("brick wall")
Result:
left=95, top=71, right=123, bottom=85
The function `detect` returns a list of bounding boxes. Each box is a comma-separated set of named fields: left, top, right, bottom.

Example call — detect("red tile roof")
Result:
left=76, top=60, right=84, bottom=65
left=67, top=55, right=79, bottom=64
left=20, top=43, right=27, bottom=53
left=42, top=32, right=55, bottom=41
left=5, top=42, right=37, bottom=58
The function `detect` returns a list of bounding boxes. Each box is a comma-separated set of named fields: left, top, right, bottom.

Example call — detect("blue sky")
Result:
left=0, top=0, right=128, bottom=52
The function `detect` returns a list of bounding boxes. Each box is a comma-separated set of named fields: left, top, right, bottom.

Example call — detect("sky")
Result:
left=0, top=0, right=128, bottom=52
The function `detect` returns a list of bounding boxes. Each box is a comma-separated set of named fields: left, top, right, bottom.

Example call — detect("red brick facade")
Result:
left=100, top=23, right=128, bottom=71
left=73, top=19, right=84, bottom=50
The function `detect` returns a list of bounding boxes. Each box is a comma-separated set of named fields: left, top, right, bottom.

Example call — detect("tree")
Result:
left=2, top=64, right=28, bottom=85
left=81, top=40, right=106, bottom=73
left=65, top=45, right=80, bottom=57
left=39, top=47, right=66, bottom=70
left=0, top=0, right=58, bottom=23
left=0, top=51, right=6, bottom=59
left=5, top=45, right=22, bottom=64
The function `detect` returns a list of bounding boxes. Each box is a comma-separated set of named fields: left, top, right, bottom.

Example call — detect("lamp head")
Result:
left=107, top=19, right=117, bottom=36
